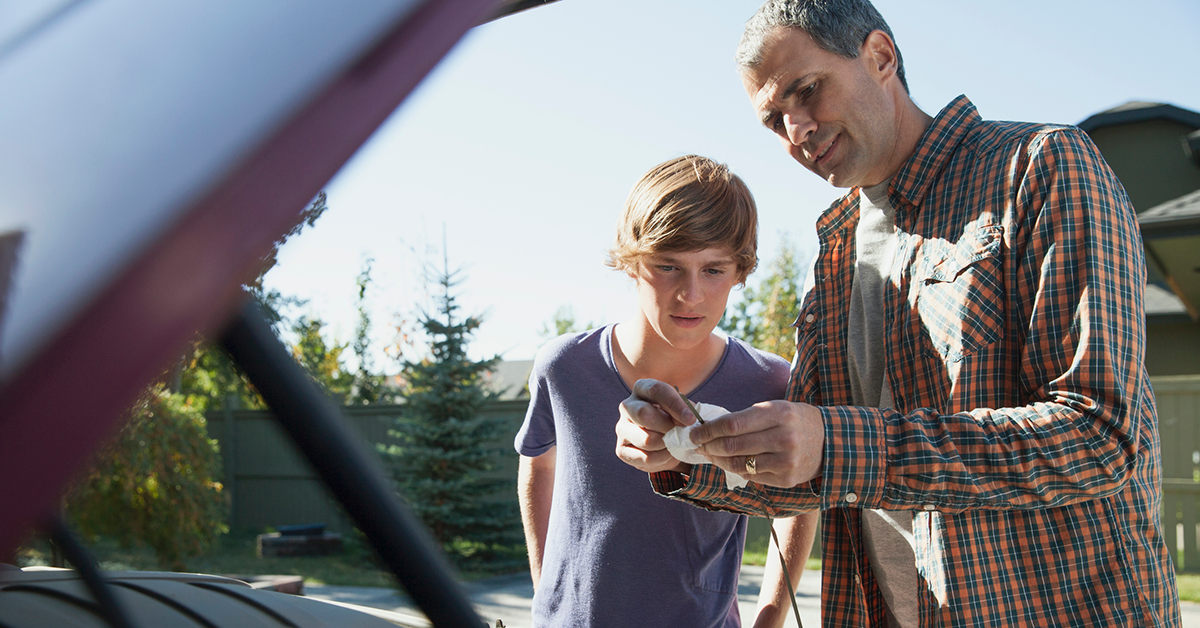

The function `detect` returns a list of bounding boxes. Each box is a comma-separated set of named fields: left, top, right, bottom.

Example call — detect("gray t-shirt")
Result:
left=515, top=325, right=790, bottom=628
left=851, top=180, right=919, bottom=628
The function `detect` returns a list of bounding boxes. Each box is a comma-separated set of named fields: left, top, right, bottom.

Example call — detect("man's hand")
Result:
left=693, top=400, right=825, bottom=488
left=615, top=379, right=695, bottom=474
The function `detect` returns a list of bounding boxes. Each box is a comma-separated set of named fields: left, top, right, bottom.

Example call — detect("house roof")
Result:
left=1141, top=189, right=1200, bottom=321
left=482, top=359, right=534, bottom=400
left=1140, top=188, right=1200, bottom=238
left=1146, top=283, right=1190, bottom=319
left=1078, top=101, right=1200, bottom=133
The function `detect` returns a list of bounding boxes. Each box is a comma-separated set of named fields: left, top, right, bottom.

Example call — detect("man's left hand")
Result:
left=693, top=400, right=825, bottom=488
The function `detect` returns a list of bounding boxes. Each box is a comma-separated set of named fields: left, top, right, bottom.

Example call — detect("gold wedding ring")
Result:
left=745, top=455, right=757, bottom=475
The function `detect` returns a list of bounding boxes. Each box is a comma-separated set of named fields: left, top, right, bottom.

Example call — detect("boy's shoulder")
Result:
left=532, top=325, right=610, bottom=370
left=723, top=335, right=791, bottom=375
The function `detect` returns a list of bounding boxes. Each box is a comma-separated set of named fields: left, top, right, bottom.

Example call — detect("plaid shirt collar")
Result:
left=815, top=95, right=981, bottom=241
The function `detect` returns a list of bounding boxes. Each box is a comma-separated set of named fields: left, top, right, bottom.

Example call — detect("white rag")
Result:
left=662, top=402, right=749, bottom=489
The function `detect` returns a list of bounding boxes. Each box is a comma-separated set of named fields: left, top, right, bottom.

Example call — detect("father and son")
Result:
left=514, top=0, right=1183, bottom=626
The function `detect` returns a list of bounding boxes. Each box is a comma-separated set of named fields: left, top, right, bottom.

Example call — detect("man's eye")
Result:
left=799, top=81, right=818, bottom=100
left=658, top=265, right=676, bottom=272
left=705, top=268, right=725, bottom=275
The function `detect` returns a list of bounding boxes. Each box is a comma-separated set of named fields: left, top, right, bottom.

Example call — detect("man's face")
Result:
left=741, top=27, right=899, bottom=188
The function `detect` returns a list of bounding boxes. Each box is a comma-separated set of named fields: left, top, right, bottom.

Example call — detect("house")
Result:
left=1079, top=102, right=1200, bottom=376
left=482, top=359, right=534, bottom=400
left=1081, top=101, right=1200, bottom=569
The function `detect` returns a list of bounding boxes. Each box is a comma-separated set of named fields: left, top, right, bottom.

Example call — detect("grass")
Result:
left=742, top=537, right=822, bottom=571
left=1177, top=573, right=1200, bottom=603
left=14, top=530, right=524, bottom=587
left=20, top=532, right=1196, bottom=603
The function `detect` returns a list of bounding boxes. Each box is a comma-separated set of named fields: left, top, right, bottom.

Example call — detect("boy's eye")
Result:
left=657, top=265, right=677, bottom=272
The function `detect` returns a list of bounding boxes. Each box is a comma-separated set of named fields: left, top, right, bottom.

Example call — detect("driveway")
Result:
left=306, top=567, right=1198, bottom=627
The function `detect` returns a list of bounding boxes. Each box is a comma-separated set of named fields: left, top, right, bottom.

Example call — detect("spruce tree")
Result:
left=388, top=255, right=519, bottom=567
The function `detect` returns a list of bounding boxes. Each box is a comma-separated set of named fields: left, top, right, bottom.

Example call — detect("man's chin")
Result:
left=824, top=173, right=855, bottom=188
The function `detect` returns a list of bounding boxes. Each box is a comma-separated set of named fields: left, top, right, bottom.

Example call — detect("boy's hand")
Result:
left=615, top=379, right=696, bottom=474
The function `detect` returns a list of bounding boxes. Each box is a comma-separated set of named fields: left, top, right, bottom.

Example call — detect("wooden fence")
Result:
left=205, top=400, right=528, bottom=534
left=203, top=399, right=784, bottom=553
left=1156, top=375, right=1200, bottom=571
left=206, top=375, right=1200, bottom=569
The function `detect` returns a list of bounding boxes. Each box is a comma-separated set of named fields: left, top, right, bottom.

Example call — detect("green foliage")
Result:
left=383, top=259, right=520, bottom=568
left=538, top=305, right=589, bottom=341
left=67, top=385, right=228, bottom=571
left=61, top=192, right=335, bottom=574
left=720, top=236, right=809, bottom=363
left=180, top=340, right=264, bottom=411
left=351, top=259, right=391, bottom=404
left=291, top=315, right=355, bottom=401
left=178, top=289, right=304, bottom=411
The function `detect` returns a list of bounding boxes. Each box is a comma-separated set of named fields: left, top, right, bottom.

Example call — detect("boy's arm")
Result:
left=751, top=512, right=819, bottom=628
left=518, top=447, right=556, bottom=589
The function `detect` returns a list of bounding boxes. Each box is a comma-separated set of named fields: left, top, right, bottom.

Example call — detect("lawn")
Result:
left=14, top=530, right=521, bottom=587
left=15, top=530, right=817, bottom=586
left=19, top=532, right=1190, bottom=603
left=742, top=536, right=823, bottom=572
left=1177, top=573, right=1200, bottom=603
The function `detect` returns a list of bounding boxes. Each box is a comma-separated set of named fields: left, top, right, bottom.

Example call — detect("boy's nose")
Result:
left=677, top=274, right=702, bottom=304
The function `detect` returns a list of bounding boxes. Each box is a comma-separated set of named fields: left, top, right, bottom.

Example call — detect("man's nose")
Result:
left=785, top=110, right=816, bottom=146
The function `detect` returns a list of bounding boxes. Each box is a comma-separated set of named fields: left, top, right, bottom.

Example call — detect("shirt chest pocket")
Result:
left=913, top=225, right=1005, bottom=363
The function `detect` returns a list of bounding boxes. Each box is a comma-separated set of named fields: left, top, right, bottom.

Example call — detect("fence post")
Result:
left=223, top=394, right=238, bottom=528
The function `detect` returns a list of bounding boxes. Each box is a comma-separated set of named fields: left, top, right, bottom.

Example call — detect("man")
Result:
left=614, top=1, right=1182, bottom=626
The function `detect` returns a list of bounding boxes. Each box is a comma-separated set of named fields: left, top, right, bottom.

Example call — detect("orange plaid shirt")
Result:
left=652, top=97, right=1181, bottom=627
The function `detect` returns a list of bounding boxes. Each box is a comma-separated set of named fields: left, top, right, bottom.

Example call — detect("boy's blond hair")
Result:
left=605, top=155, right=758, bottom=284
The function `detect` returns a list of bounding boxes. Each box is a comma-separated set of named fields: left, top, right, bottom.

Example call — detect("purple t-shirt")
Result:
left=515, top=325, right=790, bottom=628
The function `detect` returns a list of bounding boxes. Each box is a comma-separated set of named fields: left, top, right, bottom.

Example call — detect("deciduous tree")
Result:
left=68, top=385, right=227, bottom=571
left=720, top=237, right=809, bottom=363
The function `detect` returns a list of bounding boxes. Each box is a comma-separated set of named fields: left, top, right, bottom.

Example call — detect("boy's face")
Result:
left=631, top=247, right=740, bottom=351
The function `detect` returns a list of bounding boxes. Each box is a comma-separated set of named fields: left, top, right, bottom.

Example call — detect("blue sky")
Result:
left=265, top=0, right=1200, bottom=368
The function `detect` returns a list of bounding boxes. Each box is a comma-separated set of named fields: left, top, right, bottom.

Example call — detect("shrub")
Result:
left=68, top=384, right=228, bottom=571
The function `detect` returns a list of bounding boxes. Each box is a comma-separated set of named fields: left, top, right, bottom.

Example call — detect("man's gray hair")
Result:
left=736, top=0, right=908, bottom=93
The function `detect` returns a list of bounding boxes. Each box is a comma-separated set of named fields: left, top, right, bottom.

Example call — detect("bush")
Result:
left=67, top=384, right=228, bottom=571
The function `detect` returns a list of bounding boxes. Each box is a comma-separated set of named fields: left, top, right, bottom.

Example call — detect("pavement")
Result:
left=305, top=565, right=818, bottom=627
left=307, top=567, right=1200, bottom=627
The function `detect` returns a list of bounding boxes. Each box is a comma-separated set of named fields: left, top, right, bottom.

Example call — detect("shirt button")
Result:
left=854, top=573, right=862, bottom=584
left=805, top=314, right=816, bottom=324
left=924, top=504, right=936, bottom=511
left=845, top=492, right=858, bottom=503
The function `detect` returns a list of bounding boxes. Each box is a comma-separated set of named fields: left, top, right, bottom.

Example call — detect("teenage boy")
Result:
left=516, top=154, right=818, bottom=628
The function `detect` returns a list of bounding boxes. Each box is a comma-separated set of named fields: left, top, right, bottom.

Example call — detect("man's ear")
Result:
left=861, top=29, right=899, bottom=84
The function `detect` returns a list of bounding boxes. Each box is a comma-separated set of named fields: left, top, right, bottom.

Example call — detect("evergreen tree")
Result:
left=720, top=237, right=809, bottom=363
left=385, top=254, right=519, bottom=566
